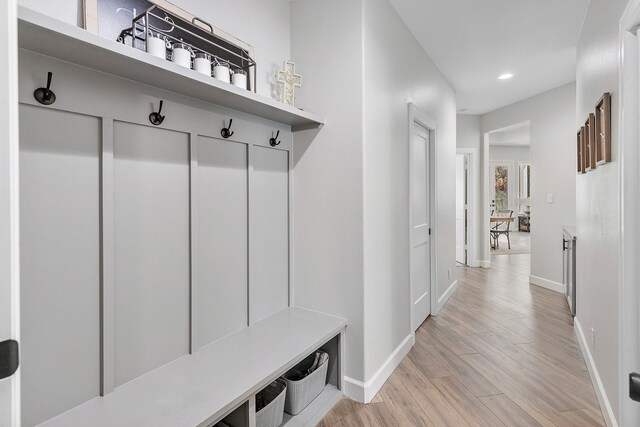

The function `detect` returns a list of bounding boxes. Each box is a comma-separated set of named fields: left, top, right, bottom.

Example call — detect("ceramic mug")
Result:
left=147, top=33, right=170, bottom=59
left=194, top=53, right=212, bottom=76
left=172, top=43, right=193, bottom=69
left=213, top=60, right=231, bottom=84
left=232, top=69, right=247, bottom=89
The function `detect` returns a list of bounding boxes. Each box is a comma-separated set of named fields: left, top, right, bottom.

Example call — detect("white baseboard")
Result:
left=478, top=260, right=491, bottom=268
left=437, top=280, right=458, bottom=313
left=574, top=318, right=619, bottom=427
left=343, top=334, right=414, bottom=403
left=529, top=275, right=564, bottom=293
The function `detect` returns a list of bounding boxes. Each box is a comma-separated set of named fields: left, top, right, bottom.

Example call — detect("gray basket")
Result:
left=256, top=379, right=287, bottom=427
left=282, top=352, right=329, bottom=415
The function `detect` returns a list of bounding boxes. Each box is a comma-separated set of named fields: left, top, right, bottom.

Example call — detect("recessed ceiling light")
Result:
left=498, top=73, right=514, bottom=80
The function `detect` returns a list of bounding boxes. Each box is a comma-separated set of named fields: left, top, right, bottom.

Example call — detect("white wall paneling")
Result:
left=250, top=146, right=290, bottom=323
left=18, top=48, right=294, bottom=425
left=20, top=105, right=101, bottom=427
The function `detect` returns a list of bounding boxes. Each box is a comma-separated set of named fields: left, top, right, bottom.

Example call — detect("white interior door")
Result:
left=0, top=0, right=19, bottom=426
left=455, top=154, right=467, bottom=265
left=411, top=124, right=431, bottom=331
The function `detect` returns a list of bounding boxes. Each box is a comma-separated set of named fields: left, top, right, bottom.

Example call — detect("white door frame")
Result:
left=457, top=148, right=478, bottom=267
left=619, top=2, right=640, bottom=425
left=408, top=103, right=438, bottom=325
left=0, top=0, right=21, bottom=425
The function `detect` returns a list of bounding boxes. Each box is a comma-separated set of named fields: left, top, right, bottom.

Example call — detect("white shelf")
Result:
left=17, top=7, right=324, bottom=132
left=282, top=385, right=343, bottom=427
left=37, top=307, right=346, bottom=427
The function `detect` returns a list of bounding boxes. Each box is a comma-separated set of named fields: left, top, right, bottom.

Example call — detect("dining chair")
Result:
left=491, top=210, right=514, bottom=249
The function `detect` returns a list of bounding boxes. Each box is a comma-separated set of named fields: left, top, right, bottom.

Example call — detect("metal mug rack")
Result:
left=118, top=5, right=257, bottom=93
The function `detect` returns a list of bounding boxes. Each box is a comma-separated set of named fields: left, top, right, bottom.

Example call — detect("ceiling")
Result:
left=388, top=0, right=589, bottom=115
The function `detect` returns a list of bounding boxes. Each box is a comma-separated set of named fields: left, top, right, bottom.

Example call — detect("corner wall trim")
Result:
left=437, top=280, right=458, bottom=313
left=343, top=334, right=414, bottom=403
left=574, top=318, right=619, bottom=427
left=478, top=260, right=491, bottom=269
left=529, top=275, right=563, bottom=293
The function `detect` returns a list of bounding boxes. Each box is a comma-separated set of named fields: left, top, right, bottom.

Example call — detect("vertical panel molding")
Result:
left=101, top=117, right=115, bottom=396
left=189, top=132, right=199, bottom=353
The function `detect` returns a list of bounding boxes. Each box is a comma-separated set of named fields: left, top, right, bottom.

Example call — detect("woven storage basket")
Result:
left=256, top=379, right=287, bottom=427
left=282, top=352, right=329, bottom=415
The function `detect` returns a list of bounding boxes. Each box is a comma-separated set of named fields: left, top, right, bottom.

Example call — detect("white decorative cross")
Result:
left=277, top=61, right=302, bottom=107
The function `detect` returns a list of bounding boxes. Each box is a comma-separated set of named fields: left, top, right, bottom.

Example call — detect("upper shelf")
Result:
left=17, top=7, right=324, bottom=132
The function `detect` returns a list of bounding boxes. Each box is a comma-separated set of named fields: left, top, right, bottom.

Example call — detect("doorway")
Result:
left=619, top=5, right=640, bottom=425
left=486, top=123, right=531, bottom=257
left=409, top=104, right=437, bottom=330
left=456, top=153, right=469, bottom=265
left=410, top=123, right=431, bottom=330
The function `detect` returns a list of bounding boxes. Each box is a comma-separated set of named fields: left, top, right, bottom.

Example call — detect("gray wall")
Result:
left=489, top=146, right=530, bottom=163
left=290, top=0, right=366, bottom=385
left=291, top=0, right=457, bottom=394
left=481, top=83, right=576, bottom=284
left=362, top=0, right=457, bottom=381
left=576, top=0, right=629, bottom=422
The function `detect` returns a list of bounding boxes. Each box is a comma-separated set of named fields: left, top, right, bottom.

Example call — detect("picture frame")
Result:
left=584, top=113, right=596, bottom=171
left=595, top=92, right=611, bottom=165
left=577, top=127, right=584, bottom=174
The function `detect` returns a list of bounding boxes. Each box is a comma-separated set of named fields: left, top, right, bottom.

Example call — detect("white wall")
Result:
left=362, top=0, right=457, bottom=381
left=17, top=0, right=291, bottom=99
left=575, top=0, right=628, bottom=422
left=482, top=83, right=576, bottom=285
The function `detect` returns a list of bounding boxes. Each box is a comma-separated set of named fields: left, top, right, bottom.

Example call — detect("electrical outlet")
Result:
left=448, top=268, right=452, bottom=280
left=591, top=327, right=596, bottom=347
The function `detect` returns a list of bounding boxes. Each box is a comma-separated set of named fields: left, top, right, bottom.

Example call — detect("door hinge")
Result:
left=0, top=339, right=19, bottom=380
left=630, top=373, right=640, bottom=402
left=429, top=228, right=431, bottom=235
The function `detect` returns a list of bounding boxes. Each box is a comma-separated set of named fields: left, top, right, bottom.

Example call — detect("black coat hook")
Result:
left=221, top=119, right=234, bottom=139
left=34, top=72, right=56, bottom=105
left=269, top=130, right=281, bottom=147
left=149, top=100, right=165, bottom=126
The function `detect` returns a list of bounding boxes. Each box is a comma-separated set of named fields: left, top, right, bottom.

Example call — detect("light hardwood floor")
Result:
left=320, top=254, right=605, bottom=426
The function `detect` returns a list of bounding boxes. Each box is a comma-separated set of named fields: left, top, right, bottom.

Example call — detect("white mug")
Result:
left=147, top=35, right=169, bottom=59
left=213, top=61, right=231, bottom=84
left=232, top=70, right=247, bottom=89
left=172, top=43, right=193, bottom=69
left=194, top=53, right=212, bottom=76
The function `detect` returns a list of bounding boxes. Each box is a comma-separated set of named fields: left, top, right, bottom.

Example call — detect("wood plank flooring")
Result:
left=319, top=254, right=604, bottom=426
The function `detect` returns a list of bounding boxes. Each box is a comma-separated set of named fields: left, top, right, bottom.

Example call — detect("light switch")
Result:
left=547, top=193, right=554, bottom=204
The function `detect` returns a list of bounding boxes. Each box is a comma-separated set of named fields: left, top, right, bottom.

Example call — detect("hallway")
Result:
left=321, top=255, right=604, bottom=426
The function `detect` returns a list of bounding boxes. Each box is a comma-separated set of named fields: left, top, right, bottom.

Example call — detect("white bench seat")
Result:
left=38, top=307, right=346, bottom=427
